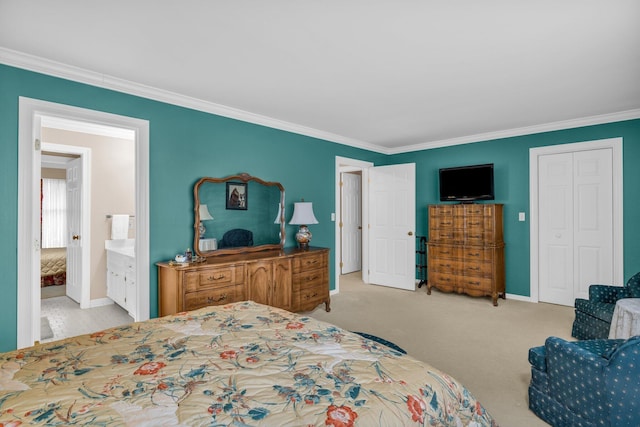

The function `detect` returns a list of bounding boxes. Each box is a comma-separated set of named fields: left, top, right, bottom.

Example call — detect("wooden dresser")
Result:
left=157, top=247, right=330, bottom=316
left=427, top=204, right=505, bottom=305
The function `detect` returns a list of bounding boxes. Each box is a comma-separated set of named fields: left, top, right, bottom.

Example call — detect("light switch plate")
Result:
left=331, top=213, right=336, bottom=221
left=519, top=212, right=526, bottom=221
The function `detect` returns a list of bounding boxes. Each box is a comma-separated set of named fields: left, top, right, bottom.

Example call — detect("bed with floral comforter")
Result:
left=0, top=301, right=496, bottom=426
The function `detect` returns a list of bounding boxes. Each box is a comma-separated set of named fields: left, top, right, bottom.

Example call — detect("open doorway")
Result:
left=38, top=124, right=136, bottom=342
left=334, top=157, right=373, bottom=293
left=17, top=97, right=150, bottom=349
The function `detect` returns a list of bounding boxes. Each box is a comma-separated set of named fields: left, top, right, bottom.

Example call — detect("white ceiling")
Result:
left=2, top=1, right=639, bottom=154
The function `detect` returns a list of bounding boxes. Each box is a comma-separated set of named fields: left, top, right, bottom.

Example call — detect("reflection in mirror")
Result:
left=194, top=174, right=285, bottom=258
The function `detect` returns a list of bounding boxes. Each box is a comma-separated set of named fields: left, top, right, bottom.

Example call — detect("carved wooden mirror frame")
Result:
left=193, top=173, right=285, bottom=257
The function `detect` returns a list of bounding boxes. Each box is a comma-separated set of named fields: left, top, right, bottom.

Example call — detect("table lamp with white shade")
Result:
left=198, top=204, right=214, bottom=238
left=289, top=201, right=318, bottom=249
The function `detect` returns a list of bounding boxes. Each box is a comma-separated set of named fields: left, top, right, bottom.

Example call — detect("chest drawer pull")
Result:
left=305, top=292, right=319, bottom=300
left=208, top=274, right=226, bottom=281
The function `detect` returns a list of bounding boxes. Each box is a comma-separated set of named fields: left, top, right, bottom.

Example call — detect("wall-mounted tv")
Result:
left=439, top=163, right=494, bottom=202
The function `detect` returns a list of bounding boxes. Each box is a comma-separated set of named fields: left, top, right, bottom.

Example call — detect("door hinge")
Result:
left=340, top=262, right=343, bottom=268
left=34, top=138, right=41, bottom=151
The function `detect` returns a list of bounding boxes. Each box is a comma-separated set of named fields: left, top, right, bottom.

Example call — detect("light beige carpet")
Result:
left=309, top=273, right=574, bottom=427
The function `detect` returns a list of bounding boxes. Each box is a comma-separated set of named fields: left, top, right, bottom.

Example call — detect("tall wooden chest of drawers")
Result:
left=157, top=247, right=330, bottom=316
left=427, top=204, right=505, bottom=305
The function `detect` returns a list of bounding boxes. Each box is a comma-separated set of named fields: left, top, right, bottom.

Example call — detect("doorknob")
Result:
left=408, top=231, right=413, bottom=236
left=358, top=226, right=362, bottom=230
left=72, top=235, right=80, bottom=240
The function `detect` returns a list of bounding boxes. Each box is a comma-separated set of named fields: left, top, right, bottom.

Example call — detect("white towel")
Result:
left=111, top=215, right=129, bottom=239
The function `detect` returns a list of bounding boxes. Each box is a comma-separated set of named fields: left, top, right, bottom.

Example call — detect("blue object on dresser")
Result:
left=220, top=228, right=254, bottom=248
left=528, top=336, right=640, bottom=427
left=571, top=272, right=640, bottom=340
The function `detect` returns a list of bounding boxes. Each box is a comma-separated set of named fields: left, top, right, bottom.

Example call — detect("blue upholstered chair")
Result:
left=220, top=228, right=253, bottom=248
left=528, top=336, right=640, bottom=427
left=571, top=272, right=640, bottom=340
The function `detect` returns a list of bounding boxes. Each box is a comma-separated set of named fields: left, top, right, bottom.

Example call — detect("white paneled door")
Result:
left=538, top=148, right=613, bottom=306
left=341, top=172, right=362, bottom=274
left=368, top=163, right=416, bottom=290
left=66, top=157, right=83, bottom=303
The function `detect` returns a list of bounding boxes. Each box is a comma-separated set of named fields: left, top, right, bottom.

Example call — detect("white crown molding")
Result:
left=389, top=109, right=640, bottom=154
left=0, top=48, right=386, bottom=154
left=3, top=47, right=638, bottom=156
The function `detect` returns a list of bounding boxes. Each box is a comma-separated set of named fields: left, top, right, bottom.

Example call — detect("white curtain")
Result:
left=42, top=178, right=67, bottom=248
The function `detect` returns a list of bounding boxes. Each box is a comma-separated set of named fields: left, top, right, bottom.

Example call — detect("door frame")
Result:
left=335, top=156, right=373, bottom=293
left=17, top=97, right=150, bottom=349
left=42, top=142, right=91, bottom=308
left=529, top=137, right=623, bottom=302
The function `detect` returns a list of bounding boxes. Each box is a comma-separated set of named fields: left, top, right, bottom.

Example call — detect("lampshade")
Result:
left=289, top=202, right=318, bottom=225
left=199, top=204, right=214, bottom=220
left=274, top=203, right=285, bottom=224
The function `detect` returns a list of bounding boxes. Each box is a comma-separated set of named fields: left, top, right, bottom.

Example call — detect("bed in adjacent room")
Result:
left=0, top=301, right=495, bottom=426
left=40, top=247, right=66, bottom=286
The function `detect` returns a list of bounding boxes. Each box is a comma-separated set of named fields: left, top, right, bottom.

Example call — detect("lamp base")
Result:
left=295, top=225, right=312, bottom=250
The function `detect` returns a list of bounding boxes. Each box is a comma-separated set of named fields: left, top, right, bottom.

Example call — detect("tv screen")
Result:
left=439, top=163, right=494, bottom=202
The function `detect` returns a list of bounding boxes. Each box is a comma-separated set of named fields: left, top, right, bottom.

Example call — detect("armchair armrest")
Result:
left=545, top=337, right=608, bottom=421
left=588, top=284, right=628, bottom=303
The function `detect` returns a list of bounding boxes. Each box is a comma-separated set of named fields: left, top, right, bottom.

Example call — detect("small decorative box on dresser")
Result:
left=427, top=204, right=505, bottom=306
left=157, top=247, right=330, bottom=316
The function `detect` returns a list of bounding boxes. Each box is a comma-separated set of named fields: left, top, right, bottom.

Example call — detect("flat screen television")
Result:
left=439, top=163, right=494, bottom=202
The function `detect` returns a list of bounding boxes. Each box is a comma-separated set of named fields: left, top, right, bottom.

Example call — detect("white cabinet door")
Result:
left=538, top=148, right=613, bottom=305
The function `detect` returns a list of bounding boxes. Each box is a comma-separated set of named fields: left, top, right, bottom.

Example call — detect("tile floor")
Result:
left=40, top=296, right=134, bottom=343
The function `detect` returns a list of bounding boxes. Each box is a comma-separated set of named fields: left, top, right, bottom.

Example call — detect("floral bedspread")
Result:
left=0, top=301, right=496, bottom=426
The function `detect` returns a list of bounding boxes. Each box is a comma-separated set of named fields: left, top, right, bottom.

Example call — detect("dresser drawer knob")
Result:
left=207, top=294, right=227, bottom=303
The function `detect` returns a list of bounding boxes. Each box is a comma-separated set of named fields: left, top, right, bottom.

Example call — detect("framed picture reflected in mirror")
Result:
left=226, top=182, right=247, bottom=210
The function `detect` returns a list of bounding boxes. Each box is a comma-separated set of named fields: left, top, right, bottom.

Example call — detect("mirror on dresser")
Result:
left=193, top=173, right=285, bottom=257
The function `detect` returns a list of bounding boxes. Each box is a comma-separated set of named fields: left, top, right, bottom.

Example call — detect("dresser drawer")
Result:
left=428, top=271, right=457, bottom=288
left=293, top=268, right=326, bottom=288
left=429, top=258, right=462, bottom=274
left=184, top=265, right=244, bottom=292
left=428, top=244, right=459, bottom=260
left=458, top=276, right=492, bottom=291
left=460, top=247, right=497, bottom=262
left=292, top=252, right=326, bottom=272
left=461, top=261, right=494, bottom=276
left=296, top=286, right=327, bottom=312
left=184, top=284, right=245, bottom=310
left=429, top=205, right=454, bottom=217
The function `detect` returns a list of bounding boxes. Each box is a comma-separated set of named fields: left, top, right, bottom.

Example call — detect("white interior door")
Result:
left=65, top=157, right=83, bottom=303
left=341, top=172, right=361, bottom=274
left=368, top=163, right=416, bottom=290
left=538, top=148, right=613, bottom=305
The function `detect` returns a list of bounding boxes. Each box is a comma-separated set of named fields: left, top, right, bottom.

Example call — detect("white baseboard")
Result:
left=90, top=297, right=114, bottom=308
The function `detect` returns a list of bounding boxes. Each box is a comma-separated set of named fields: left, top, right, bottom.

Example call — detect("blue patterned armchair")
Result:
left=571, top=272, right=640, bottom=340
left=528, top=336, right=640, bottom=427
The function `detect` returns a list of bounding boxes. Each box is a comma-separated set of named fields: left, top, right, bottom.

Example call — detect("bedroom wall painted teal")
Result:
left=1, top=63, right=639, bottom=351
left=0, top=64, right=385, bottom=351
left=389, top=120, right=640, bottom=297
